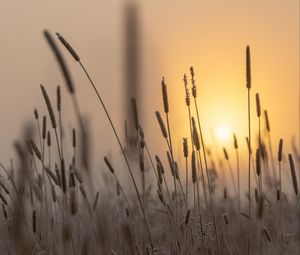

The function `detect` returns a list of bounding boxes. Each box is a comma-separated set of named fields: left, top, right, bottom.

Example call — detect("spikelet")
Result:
left=192, top=117, right=200, bottom=150
left=44, top=30, right=75, bottom=94
left=288, top=154, right=298, bottom=195
left=255, top=93, right=261, bottom=117
left=155, top=155, right=165, bottom=174
left=47, top=131, right=51, bottom=147
left=183, top=138, right=188, bottom=158
left=233, top=134, right=238, bottom=149
left=32, top=210, right=36, bottom=234
left=278, top=139, right=283, bottom=162
left=42, top=116, right=47, bottom=140
left=93, top=191, right=99, bottom=211
left=257, top=194, right=264, bottom=218
left=0, top=193, right=7, bottom=205
left=70, top=189, right=77, bottom=215
left=139, top=125, right=145, bottom=139
left=45, top=167, right=59, bottom=186
left=174, top=162, right=179, bottom=180
left=72, top=128, right=76, bottom=148
left=29, top=139, right=42, bottom=160
left=155, top=111, right=168, bottom=139
left=73, top=168, right=83, bottom=184
left=131, top=98, right=139, bottom=131
left=2, top=204, right=7, bottom=219
left=61, top=158, right=66, bottom=193
left=40, top=85, right=57, bottom=129
left=140, top=136, right=145, bottom=149
left=183, top=74, right=190, bottom=106
left=69, top=170, right=76, bottom=188
left=263, top=227, right=272, bottom=242
left=0, top=182, right=9, bottom=195
left=34, top=108, right=39, bottom=120
left=264, top=110, right=270, bottom=132
left=185, top=209, right=191, bottom=225
left=224, top=188, right=227, bottom=200
left=223, top=213, right=229, bottom=225
left=167, top=151, right=174, bottom=177
left=161, top=77, right=169, bottom=113
left=241, top=212, right=251, bottom=220
left=104, top=156, right=115, bottom=174
left=56, top=33, right=80, bottom=62
left=79, top=184, right=87, bottom=199
left=260, top=143, right=268, bottom=161
left=254, top=188, right=259, bottom=203
left=55, top=163, right=61, bottom=186
left=191, top=151, right=197, bottom=183
left=139, top=154, right=144, bottom=172
left=57, top=86, right=61, bottom=111
left=157, top=163, right=163, bottom=184
left=256, top=148, right=261, bottom=176
left=246, top=46, right=251, bottom=89
left=246, top=137, right=252, bottom=154
left=51, top=185, right=56, bottom=203
left=223, top=148, right=229, bottom=160
left=157, top=189, right=165, bottom=205
left=190, top=66, right=197, bottom=98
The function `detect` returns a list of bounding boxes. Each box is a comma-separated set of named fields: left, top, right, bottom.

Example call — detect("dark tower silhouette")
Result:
left=124, top=3, right=140, bottom=157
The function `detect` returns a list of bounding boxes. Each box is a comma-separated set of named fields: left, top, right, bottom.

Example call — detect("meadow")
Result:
left=0, top=30, right=299, bottom=255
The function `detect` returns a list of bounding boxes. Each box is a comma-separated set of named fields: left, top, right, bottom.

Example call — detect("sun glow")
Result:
left=215, top=125, right=231, bottom=142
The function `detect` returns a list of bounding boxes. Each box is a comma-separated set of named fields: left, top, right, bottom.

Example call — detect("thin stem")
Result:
left=196, top=150, right=208, bottom=212
left=165, top=112, right=178, bottom=229
left=236, top=149, right=241, bottom=231
left=36, top=119, right=43, bottom=151
left=185, top=157, right=188, bottom=210
left=54, top=128, right=62, bottom=161
left=194, top=97, right=220, bottom=255
left=247, top=88, right=251, bottom=255
left=267, top=131, right=277, bottom=185
left=278, top=161, right=282, bottom=255
left=59, top=110, right=64, bottom=159
left=226, top=159, right=237, bottom=198
left=78, top=61, right=153, bottom=249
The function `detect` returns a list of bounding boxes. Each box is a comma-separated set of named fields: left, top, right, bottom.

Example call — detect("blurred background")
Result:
left=0, top=0, right=298, bottom=179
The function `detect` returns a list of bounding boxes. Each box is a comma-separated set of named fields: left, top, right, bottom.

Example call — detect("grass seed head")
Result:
left=56, top=33, right=80, bottom=62
left=161, top=77, right=169, bottom=113
left=246, top=45, right=251, bottom=89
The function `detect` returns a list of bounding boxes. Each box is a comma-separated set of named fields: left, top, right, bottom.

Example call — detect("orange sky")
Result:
left=0, top=1, right=298, bottom=171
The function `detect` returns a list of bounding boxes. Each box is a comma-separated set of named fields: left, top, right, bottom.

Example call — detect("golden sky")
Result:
left=0, top=0, right=298, bottom=169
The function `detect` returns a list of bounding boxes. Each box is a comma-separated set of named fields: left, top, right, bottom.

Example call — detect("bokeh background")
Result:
left=0, top=0, right=298, bottom=178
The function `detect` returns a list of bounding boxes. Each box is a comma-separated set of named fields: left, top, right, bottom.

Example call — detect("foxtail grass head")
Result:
left=264, top=110, right=270, bottom=132
left=255, top=93, right=261, bottom=117
left=40, top=85, right=57, bottom=129
left=246, top=46, right=251, bottom=89
left=44, top=30, right=75, bottom=94
left=278, top=139, right=283, bottom=162
left=161, top=77, right=169, bottom=113
left=56, top=33, right=80, bottom=62
left=183, top=74, right=190, bottom=106
left=288, top=154, right=298, bottom=195
left=190, top=66, right=197, bottom=98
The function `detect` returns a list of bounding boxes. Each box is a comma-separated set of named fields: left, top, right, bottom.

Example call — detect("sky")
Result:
left=0, top=1, right=298, bottom=178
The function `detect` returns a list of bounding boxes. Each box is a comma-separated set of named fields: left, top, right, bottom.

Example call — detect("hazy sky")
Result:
left=0, top=1, right=298, bottom=171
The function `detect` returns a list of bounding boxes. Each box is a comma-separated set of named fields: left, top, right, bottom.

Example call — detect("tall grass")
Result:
left=0, top=33, right=298, bottom=255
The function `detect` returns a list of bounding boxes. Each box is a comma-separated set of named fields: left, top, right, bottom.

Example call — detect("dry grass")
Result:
left=0, top=32, right=299, bottom=255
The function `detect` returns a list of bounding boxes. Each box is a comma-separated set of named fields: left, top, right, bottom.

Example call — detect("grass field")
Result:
left=0, top=30, right=299, bottom=255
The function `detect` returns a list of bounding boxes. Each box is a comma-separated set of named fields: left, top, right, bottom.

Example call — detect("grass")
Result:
left=0, top=32, right=299, bottom=255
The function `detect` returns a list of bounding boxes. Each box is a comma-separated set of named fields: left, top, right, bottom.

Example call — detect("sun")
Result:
left=215, top=125, right=232, bottom=142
